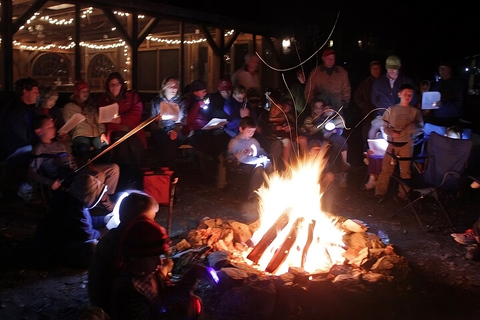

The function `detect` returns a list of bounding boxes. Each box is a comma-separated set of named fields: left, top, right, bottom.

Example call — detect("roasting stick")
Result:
left=60, top=114, right=162, bottom=184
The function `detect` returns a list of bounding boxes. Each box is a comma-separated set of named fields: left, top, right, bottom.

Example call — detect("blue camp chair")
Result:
left=391, top=132, right=473, bottom=231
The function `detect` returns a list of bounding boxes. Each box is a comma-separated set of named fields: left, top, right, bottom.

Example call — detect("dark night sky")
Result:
left=174, top=1, right=480, bottom=81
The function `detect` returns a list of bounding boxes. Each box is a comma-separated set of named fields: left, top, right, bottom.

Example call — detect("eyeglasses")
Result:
left=109, top=82, right=122, bottom=88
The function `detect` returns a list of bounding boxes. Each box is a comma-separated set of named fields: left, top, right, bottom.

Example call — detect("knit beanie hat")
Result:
left=121, top=217, right=171, bottom=257
left=190, top=80, right=206, bottom=93
left=385, top=55, right=401, bottom=70
left=322, top=48, right=335, bottom=57
left=74, top=80, right=89, bottom=95
left=218, top=79, right=233, bottom=91
left=69, top=174, right=106, bottom=209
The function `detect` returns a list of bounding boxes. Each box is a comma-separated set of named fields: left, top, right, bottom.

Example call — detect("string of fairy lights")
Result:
left=12, top=29, right=235, bottom=51
left=7, top=7, right=235, bottom=76
left=12, top=8, right=235, bottom=50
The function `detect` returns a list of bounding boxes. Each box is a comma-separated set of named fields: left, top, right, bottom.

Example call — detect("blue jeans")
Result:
left=73, top=136, right=106, bottom=155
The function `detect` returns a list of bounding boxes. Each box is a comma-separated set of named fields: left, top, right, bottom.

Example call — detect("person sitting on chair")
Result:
left=227, top=116, right=273, bottom=200
left=28, top=115, right=119, bottom=210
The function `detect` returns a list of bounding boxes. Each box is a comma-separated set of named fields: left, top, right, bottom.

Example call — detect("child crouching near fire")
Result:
left=109, top=216, right=203, bottom=320
left=88, top=191, right=160, bottom=316
left=227, top=116, right=273, bottom=200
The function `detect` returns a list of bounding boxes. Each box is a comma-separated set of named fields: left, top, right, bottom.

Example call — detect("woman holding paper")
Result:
left=63, top=80, right=107, bottom=158
left=97, top=72, right=146, bottom=167
left=150, top=76, right=184, bottom=172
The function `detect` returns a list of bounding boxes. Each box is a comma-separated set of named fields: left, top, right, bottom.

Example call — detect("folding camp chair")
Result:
left=391, top=132, right=473, bottom=231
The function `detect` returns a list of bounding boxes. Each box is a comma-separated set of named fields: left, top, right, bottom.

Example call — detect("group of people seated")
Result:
left=0, top=75, right=219, bottom=319
left=0, top=69, right=355, bottom=272
left=0, top=74, right=150, bottom=272
left=0, top=66, right=359, bottom=209
left=146, top=73, right=352, bottom=200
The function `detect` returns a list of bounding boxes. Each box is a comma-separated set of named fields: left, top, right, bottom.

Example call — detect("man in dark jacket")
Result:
left=423, top=61, right=465, bottom=140
left=370, top=55, right=416, bottom=140
left=354, top=60, right=382, bottom=147
left=1, top=77, right=40, bottom=162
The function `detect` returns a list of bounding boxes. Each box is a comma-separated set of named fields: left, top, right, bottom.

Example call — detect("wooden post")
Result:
left=74, top=4, right=82, bottom=81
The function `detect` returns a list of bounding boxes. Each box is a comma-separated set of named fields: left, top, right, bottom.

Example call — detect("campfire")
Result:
left=246, top=157, right=345, bottom=275
left=175, top=157, right=408, bottom=280
left=171, top=158, right=410, bottom=319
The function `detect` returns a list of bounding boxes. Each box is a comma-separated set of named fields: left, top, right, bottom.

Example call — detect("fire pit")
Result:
left=169, top=158, right=409, bottom=319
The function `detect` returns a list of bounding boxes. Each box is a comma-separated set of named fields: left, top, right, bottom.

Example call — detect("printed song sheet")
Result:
left=421, top=91, right=441, bottom=110
left=98, top=103, right=119, bottom=123
left=201, top=118, right=228, bottom=130
left=160, top=102, right=180, bottom=121
left=58, top=113, right=86, bottom=134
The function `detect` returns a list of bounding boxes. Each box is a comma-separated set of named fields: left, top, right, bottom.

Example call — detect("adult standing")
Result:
left=304, top=48, right=351, bottom=112
left=370, top=55, right=416, bottom=139
left=232, top=53, right=262, bottom=95
left=354, top=61, right=382, bottom=147
left=150, top=76, right=185, bottom=172
left=423, top=61, right=464, bottom=140
left=290, top=68, right=309, bottom=117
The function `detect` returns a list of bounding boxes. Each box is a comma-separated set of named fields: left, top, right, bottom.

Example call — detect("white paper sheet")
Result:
left=57, top=113, right=86, bottom=134
left=201, top=118, right=228, bottom=130
left=367, top=139, right=388, bottom=155
left=421, top=91, right=441, bottom=110
left=160, top=102, right=180, bottom=121
left=98, top=103, right=119, bottom=123
left=241, top=156, right=271, bottom=165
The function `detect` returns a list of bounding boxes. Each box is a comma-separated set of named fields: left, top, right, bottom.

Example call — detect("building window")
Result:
left=88, top=54, right=116, bottom=89
left=32, top=53, right=71, bottom=85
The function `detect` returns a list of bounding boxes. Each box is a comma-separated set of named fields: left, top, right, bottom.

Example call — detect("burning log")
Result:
left=301, top=220, right=316, bottom=269
left=247, top=211, right=290, bottom=264
left=266, top=217, right=305, bottom=274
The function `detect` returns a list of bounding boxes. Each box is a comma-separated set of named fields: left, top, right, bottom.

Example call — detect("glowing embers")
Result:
left=247, top=157, right=346, bottom=275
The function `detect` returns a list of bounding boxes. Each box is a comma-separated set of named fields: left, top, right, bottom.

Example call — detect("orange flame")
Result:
left=248, top=156, right=346, bottom=275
